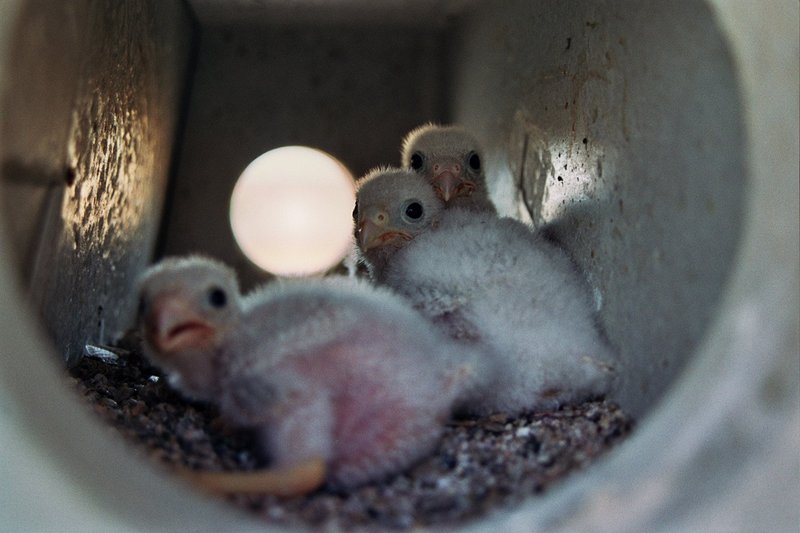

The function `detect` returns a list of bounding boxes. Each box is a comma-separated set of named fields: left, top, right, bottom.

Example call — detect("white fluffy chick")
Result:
left=355, top=171, right=616, bottom=416
left=137, top=255, right=242, bottom=401
left=354, top=166, right=446, bottom=280
left=137, top=256, right=480, bottom=495
left=401, top=123, right=496, bottom=213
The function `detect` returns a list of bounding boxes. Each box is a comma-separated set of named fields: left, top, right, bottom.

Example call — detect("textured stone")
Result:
left=0, top=0, right=194, bottom=363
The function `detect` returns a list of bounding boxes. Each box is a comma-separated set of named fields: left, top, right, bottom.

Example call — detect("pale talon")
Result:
left=181, top=457, right=327, bottom=497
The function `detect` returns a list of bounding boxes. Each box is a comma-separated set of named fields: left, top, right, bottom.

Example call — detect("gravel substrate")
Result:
left=69, top=344, right=634, bottom=531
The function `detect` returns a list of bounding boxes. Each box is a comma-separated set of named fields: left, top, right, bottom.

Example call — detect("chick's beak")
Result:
left=433, top=170, right=460, bottom=202
left=356, top=210, right=414, bottom=251
left=431, top=160, right=467, bottom=202
left=357, top=210, right=387, bottom=251
left=144, top=296, right=216, bottom=355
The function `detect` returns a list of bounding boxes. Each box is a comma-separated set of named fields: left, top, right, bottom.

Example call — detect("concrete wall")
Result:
left=449, top=0, right=746, bottom=415
left=0, top=0, right=194, bottom=364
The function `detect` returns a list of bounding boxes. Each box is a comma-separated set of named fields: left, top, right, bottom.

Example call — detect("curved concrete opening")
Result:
left=1, top=1, right=797, bottom=530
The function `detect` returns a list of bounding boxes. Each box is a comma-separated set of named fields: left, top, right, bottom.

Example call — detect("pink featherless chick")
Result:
left=137, top=256, right=481, bottom=495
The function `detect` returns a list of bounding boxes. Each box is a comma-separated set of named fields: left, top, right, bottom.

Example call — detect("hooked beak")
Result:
left=144, top=296, right=216, bottom=355
left=433, top=170, right=476, bottom=203
left=433, top=170, right=459, bottom=202
left=356, top=212, right=413, bottom=251
left=356, top=216, right=381, bottom=250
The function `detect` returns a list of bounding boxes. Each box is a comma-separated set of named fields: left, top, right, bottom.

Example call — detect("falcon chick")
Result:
left=354, top=166, right=445, bottom=280
left=137, top=255, right=242, bottom=401
left=137, top=256, right=481, bottom=495
left=354, top=170, right=617, bottom=416
left=401, top=123, right=496, bottom=213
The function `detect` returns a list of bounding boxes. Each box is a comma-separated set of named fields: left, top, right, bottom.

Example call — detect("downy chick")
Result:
left=401, top=123, right=496, bottom=213
left=355, top=170, right=617, bottom=416
left=138, top=256, right=481, bottom=495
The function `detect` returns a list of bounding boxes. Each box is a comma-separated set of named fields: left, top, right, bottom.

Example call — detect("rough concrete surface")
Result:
left=0, top=0, right=194, bottom=364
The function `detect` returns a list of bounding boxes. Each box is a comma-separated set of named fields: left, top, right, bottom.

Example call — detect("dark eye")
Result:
left=410, top=152, right=424, bottom=171
left=404, top=201, right=423, bottom=220
left=468, top=151, right=481, bottom=170
left=208, top=287, right=227, bottom=308
left=352, top=200, right=359, bottom=221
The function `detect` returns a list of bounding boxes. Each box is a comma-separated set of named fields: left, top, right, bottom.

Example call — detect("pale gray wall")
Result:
left=447, top=0, right=746, bottom=414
